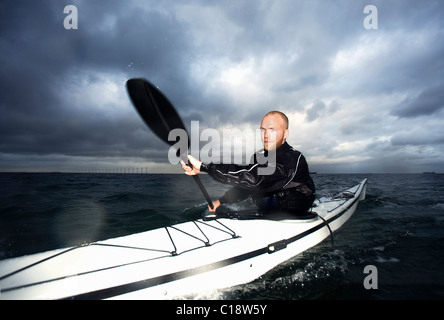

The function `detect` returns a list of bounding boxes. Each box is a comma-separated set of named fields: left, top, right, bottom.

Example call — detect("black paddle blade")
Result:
left=126, top=78, right=214, bottom=209
left=126, top=78, right=189, bottom=147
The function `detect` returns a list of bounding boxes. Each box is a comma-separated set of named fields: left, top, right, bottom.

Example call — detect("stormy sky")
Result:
left=1, top=0, right=443, bottom=173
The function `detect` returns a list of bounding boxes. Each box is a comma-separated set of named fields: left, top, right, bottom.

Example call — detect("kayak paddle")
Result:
left=126, top=78, right=214, bottom=209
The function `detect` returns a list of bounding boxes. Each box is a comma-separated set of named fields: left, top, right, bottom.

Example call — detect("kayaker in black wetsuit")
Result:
left=181, top=111, right=315, bottom=215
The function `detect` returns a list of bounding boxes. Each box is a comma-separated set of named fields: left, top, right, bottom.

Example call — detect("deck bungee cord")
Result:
left=0, top=218, right=240, bottom=287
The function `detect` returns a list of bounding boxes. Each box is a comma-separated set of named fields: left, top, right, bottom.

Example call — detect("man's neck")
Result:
left=263, top=141, right=288, bottom=156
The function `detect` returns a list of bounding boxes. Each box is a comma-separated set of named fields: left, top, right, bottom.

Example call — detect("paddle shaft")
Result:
left=180, top=153, right=214, bottom=209
left=193, top=175, right=214, bottom=209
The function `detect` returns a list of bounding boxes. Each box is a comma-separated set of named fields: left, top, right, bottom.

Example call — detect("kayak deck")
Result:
left=0, top=179, right=367, bottom=300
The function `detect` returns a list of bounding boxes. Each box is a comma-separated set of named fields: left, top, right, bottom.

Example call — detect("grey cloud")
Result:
left=306, top=100, right=341, bottom=123
left=391, top=129, right=444, bottom=147
left=392, top=84, right=444, bottom=118
left=306, top=101, right=326, bottom=122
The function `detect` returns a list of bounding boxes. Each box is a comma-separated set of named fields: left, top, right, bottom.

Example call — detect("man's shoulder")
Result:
left=283, top=142, right=303, bottom=156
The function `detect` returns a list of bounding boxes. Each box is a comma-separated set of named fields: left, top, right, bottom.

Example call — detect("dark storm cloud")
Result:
left=0, top=0, right=195, bottom=163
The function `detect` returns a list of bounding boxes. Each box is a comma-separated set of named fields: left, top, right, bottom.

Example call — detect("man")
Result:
left=181, top=111, right=315, bottom=215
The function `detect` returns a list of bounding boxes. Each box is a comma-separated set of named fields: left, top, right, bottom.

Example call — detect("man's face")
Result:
left=260, top=114, right=289, bottom=151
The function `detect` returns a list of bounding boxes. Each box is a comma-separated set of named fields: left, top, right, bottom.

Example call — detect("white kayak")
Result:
left=0, top=179, right=367, bottom=300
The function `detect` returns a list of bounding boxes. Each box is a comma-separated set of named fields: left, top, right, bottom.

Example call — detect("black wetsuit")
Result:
left=200, top=142, right=315, bottom=215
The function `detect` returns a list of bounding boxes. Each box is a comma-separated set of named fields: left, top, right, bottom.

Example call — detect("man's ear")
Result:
left=284, top=129, right=289, bottom=140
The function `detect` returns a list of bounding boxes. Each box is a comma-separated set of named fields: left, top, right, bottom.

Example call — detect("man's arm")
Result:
left=219, top=186, right=252, bottom=204
left=200, top=161, right=290, bottom=193
left=181, top=154, right=294, bottom=193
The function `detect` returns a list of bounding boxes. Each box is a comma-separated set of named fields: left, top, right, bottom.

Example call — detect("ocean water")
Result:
left=0, top=172, right=443, bottom=300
